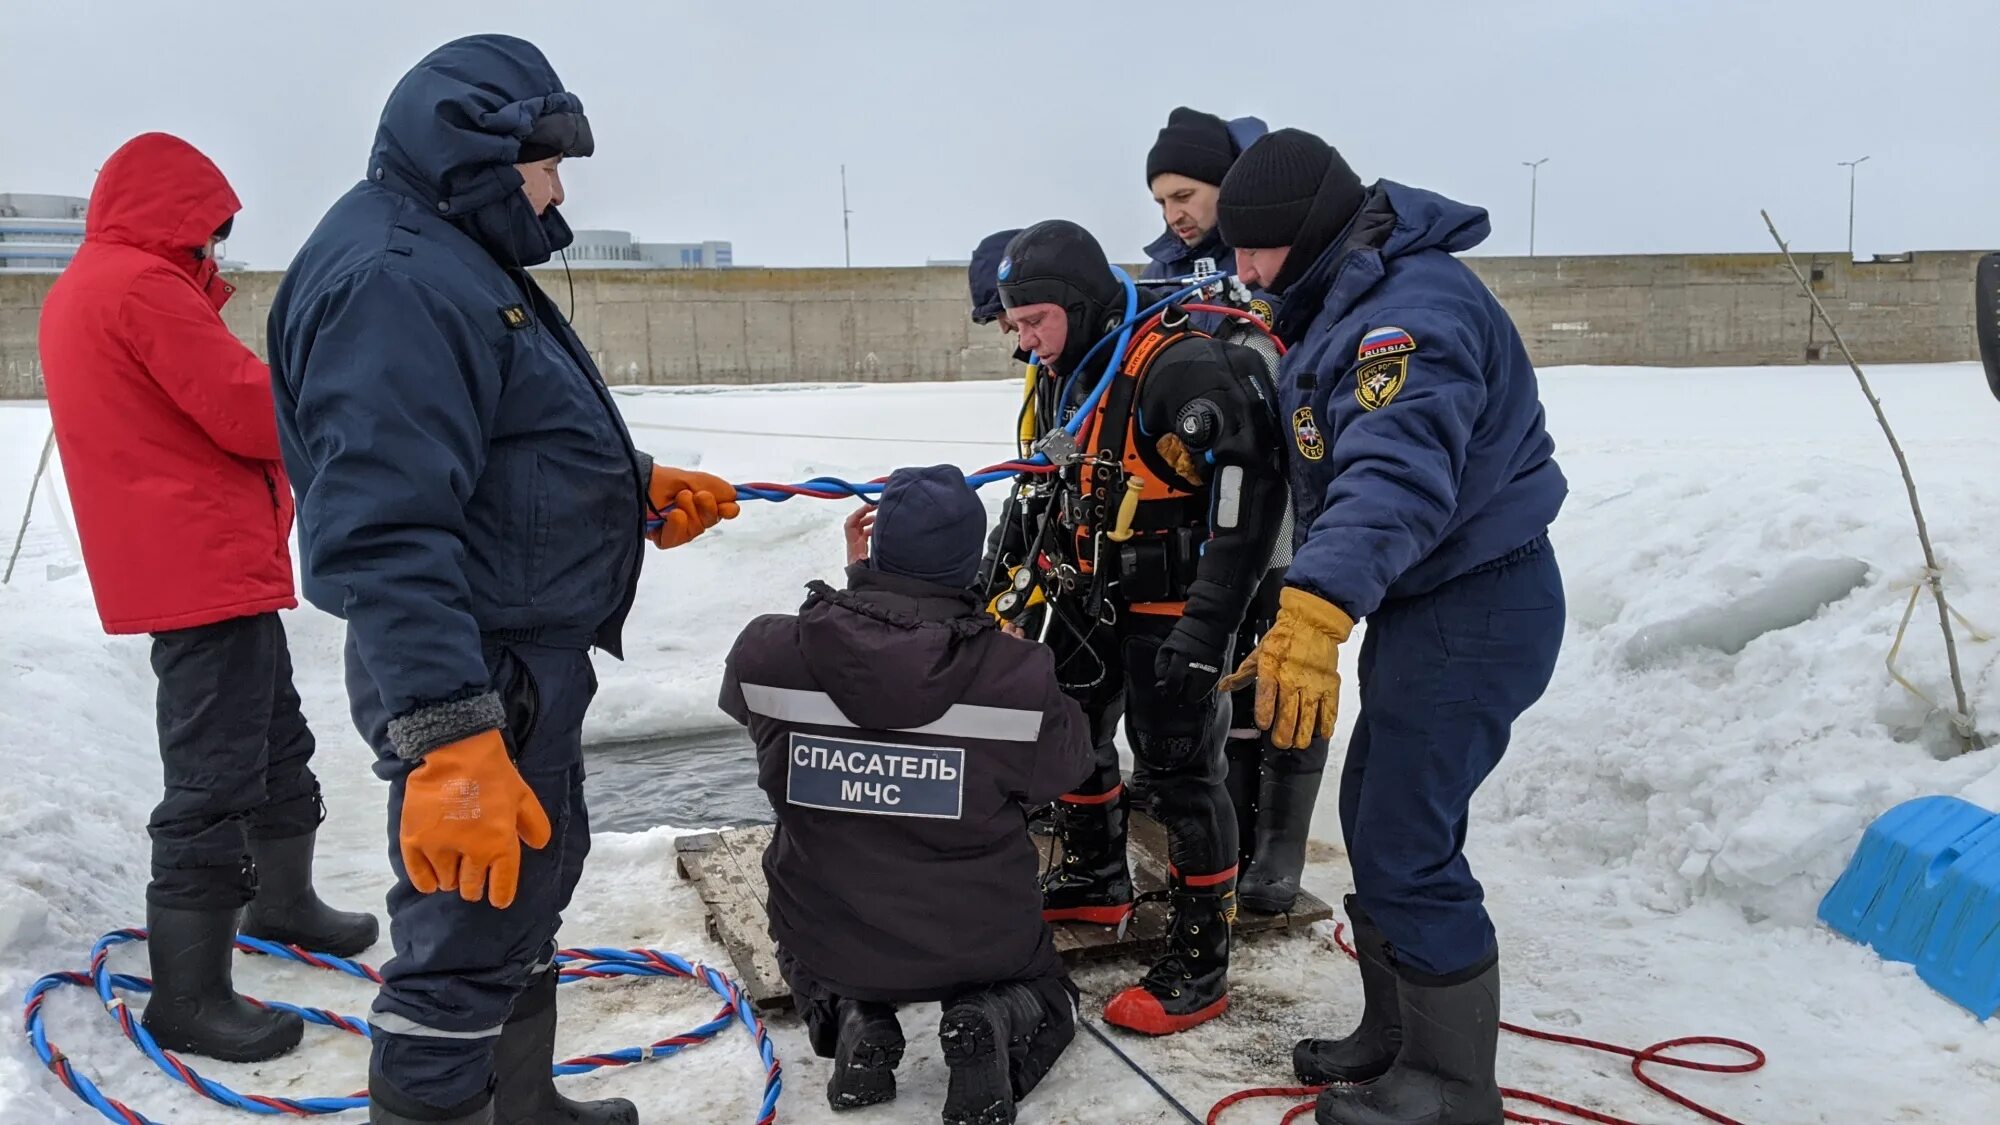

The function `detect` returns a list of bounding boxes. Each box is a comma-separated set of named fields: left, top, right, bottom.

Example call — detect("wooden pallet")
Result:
left=674, top=813, right=1333, bottom=1012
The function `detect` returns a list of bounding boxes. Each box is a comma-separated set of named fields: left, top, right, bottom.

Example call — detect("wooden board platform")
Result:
left=674, top=813, right=1334, bottom=1012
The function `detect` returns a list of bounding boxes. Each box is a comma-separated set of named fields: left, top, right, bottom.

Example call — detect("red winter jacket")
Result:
left=38, top=133, right=296, bottom=635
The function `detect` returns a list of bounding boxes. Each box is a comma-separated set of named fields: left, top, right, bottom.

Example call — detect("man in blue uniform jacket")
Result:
left=1215, top=127, right=1568, bottom=1125
left=268, top=34, right=737, bottom=1125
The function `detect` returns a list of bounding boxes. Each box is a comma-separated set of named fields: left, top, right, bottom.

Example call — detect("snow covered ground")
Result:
left=4, top=363, right=2000, bottom=1125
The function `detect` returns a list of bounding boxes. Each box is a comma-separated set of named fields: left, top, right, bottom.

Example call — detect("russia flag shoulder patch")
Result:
left=1357, top=326, right=1416, bottom=360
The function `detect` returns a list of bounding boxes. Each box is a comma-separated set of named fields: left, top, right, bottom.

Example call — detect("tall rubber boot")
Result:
left=1101, top=872, right=1234, bottom=1035
left=940, top=981, right=1075, bottom=1125
left=1040, top=789, right=1135, bottom=926
left=1223, top=736, right=1263, bottom=870
left=140, top=903, right=304, bottom=1062
left=826, top=997, right=904, bottom=1111
left=239, top=829, right=381, bottom=957
left=1294, top=897, right=1402, bottom=1085
left=1239, top=741, right=1327, bottom=914
left=492, top=969, right=639, bottom=1125
left=1315, top=957, right=1503, bottom=1125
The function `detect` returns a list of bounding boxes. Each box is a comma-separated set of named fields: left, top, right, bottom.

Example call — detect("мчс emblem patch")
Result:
left=1354, top=355, right=1408, bottom=411
left=1292, top=406, right=1325, bottom=461
left=1248, top=298, right=1274, bottom=326
left=1357, top=325, right=1416, bottom=360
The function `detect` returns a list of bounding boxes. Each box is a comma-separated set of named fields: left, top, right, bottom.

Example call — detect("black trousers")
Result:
left=148, top=612, right=323, bottom=910
left=1059, top=610, right=1238, bottom=879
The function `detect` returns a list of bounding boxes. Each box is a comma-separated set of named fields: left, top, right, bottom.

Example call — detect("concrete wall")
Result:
left=2, top=250, right=1988, bottom=399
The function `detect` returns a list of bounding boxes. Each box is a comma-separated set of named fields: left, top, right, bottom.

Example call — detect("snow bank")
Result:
left=6, top=367, right=2000, bottom=1123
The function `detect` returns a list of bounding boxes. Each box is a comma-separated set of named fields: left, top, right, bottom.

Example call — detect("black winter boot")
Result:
left=493, top=969, right=639, bottom=1125
left=826, top=997, right=904, bottom=1111
left=1223, top=737, right=1263, bottom=870
left=1102, top=874, right=1233, bottom=1035
left=140, top=904, right=304, bottom=1062
left=940, top=981, right=1076, bottom=1125
left=239, top=829, right=381, bottom=957
left=1314, top=956, right=1502, bottom=1125
left=1294, top=897, right=1402, bottom=1084
left=1240, top=741, right=1327, bottom=914
left=1040, top=791, right=1135, bottom=926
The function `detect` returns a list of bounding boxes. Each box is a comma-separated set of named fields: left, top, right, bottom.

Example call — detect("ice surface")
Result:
left=3, top=365, right=2000, bottom=1124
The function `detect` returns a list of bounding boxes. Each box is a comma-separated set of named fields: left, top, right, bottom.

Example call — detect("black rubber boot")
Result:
left=826, top=997, right=904, bottom=1111
left=1223, top=737, right=1263, bottom=870
left=1295, top=897, right=1402, bottom=1085
left=1040, top=789, right=1135, bottom=926
left=493, top=969, right=639, bottom=1125
left=1102, top=873, right=1234, bottom=1035
left=940, top=981, right=1074, bottom=1125
left=140, top=904, right=304, bottom=1062
left=1315, top=956, right=1503, bottom=1125
left=1239, top=740, right=1327, bottom=914
left=239, top=829, right=381, bottom=957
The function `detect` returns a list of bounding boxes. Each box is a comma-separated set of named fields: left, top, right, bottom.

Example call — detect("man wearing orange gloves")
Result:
left=267, top=35, right=734, bottom=1125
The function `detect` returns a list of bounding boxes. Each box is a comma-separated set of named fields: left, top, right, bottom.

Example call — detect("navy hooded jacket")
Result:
left=1272, top=181, right=1565, bottom=620
left=1141, top=115, right=1276, bottom=333
left=267, top=35, right=648, bottom=759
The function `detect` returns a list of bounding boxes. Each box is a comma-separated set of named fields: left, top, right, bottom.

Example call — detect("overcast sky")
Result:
left=5, top=0, right=1995, bottom=271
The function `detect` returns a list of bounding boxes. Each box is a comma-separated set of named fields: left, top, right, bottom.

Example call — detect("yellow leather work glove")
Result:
left=399, top=729, right=553, bottom=908
left=1219, top=587, right=1354, bottom=750
left=647, top=465, right=741, bottom=549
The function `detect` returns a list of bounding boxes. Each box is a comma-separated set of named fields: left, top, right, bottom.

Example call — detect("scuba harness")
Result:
left=987, top=296, right=1282, bottom=658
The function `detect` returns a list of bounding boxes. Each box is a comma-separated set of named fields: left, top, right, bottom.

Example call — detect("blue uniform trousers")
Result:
left=1339, top=537, right=1563, bottom=979
left=345, top=632, right=595, bottom=1110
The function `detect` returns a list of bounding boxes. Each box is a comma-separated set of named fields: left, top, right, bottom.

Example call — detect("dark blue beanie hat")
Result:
left=869, top=464, right=988, bottom=589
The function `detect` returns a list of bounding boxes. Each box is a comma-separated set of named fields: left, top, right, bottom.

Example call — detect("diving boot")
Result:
left=239, top=829, right=381, bottom=957
left=826, top=997, right=904, bottom=1111
left=1040, top=789, right=1135, bottom=927
left=1102, top=873, right=1234, bottom=1035
left=940, top=981, right=1076, bottom=1125
left=1294, top=897, right=1402, bottom=1085
left=493, top=969, right=639, bottom=1125
left=1239, top=743, right=1327, bottom=914
left=140, top=903, right=304, bottom=1062
left=1315, top=956, right=1502, bottom=1125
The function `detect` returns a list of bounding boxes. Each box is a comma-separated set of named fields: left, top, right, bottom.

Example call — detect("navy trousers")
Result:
left=1339, top=538, right=1564, bottom=979
left=345, top=632, right=595, bottom=1111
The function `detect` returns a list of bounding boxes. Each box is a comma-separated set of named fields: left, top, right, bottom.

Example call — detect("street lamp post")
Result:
left=840, top=164, right=853, bottom=268
left=1837, top=155, right=1870, bottom=258
left=1522, top=158, right=1549, bottom=256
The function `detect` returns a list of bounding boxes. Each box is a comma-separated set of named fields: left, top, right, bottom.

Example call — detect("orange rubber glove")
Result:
left=399, top=729, right=552, bottom=908
left=1219, top=587, right=1354, bottom=750
left=648, top=465, right=741, bottom=549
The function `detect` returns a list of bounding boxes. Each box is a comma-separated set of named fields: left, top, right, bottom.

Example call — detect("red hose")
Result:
left=1180, top=303, right=1288, bottom=354
left=1206, top=925, right=1765, bottom=1125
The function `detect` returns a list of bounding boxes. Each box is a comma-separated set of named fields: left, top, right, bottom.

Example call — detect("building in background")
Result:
left=544, top=229, right=733, bottom=269
left=1, top=193, right=87, bottom=272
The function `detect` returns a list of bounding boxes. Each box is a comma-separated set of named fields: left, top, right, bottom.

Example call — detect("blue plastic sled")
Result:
left=1819, top=794, right=2000, bottom=1019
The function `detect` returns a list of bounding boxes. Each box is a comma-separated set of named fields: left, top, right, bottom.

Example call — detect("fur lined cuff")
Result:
left=386, top=691, right=506, bottom=760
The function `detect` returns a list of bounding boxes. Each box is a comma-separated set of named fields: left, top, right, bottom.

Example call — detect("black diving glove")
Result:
left=1154, top=616, right=1232, bottom=703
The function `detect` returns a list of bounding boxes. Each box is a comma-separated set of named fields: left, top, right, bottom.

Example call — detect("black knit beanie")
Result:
left=1145, top=106, right=1236, bottom=187
left=1218, top=128, right=1367, bottom=293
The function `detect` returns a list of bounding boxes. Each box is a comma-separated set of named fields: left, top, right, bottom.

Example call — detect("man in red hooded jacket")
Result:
left=37, top=132, right=376, bottom=1065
